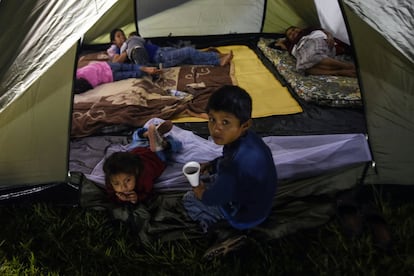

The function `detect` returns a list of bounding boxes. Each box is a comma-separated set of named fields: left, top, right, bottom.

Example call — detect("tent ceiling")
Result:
left=344, top=0, right=414, bottom=64
left=136, top=0, right=265, bottom=37
left=0, top=0, right=117, bottom=113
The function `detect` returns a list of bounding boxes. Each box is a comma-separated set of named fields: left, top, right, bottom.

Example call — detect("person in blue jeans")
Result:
left=74, top=61, right=161, bottom=94
left=107, top=28, right=233, bottom=67
left=182, top=85, right=278, bottom=233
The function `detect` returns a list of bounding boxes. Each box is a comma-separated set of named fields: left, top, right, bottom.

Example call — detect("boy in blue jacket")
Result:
left=183, top=85, right=278, bottom=234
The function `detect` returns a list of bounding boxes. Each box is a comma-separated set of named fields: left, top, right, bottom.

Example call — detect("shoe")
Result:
left=336, top=199, right=364, bottom=238
left=202, top=235, right=247, bottom=261
left=155, top=120, right=172, bottom=136
left=147, top=124, right=165, bottom=152
left=361, top=204, right=393, bottom=252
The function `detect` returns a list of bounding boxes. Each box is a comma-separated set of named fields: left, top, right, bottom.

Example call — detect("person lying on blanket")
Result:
left=74, top=61, right=161, bottom=94
left=103, top=120, right=182, bottom=204
left=107, top=28, right=233, bottom=68
left=272, top=26, right=356, bottom=77
left=182, top=85, right=278, bottom=232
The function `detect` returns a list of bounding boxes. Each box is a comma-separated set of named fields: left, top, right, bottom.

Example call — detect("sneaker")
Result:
left=155, top=120, right=173, bottom=136
left=148, top=124, right=165, bottom=152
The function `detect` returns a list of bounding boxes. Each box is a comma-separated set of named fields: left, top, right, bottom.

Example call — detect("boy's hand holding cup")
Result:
left=182, top=161, right=201, bottom=187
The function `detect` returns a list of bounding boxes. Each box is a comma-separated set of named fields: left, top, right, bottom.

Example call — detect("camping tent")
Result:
left=340, top=0, right=414, bottom=185
left=0, top=0, right=413, bottom=202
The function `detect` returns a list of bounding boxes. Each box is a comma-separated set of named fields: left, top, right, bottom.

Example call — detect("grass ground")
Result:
left=0, top=186, right=413, bottom=275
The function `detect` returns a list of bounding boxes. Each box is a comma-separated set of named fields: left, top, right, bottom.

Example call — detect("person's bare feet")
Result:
left=148, top=124, right=165, bottom=152
left=220, top=50, right=233, bottom=66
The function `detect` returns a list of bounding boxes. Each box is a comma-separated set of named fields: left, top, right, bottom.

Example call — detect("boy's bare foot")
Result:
left=220, top=51, right=233, bottom=66
left=156, top=120, right=173, bottom=135
left=148, top=124, right=165, bottom=152
left=141, top=120, right=172, bottom=138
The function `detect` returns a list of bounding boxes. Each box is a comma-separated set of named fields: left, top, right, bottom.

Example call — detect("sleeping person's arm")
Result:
left=112, top=51, right=128, bottom=63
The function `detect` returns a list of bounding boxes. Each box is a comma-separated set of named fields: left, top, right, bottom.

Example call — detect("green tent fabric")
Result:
left=341, top=0, right=414, bottom=185
left=0, top=0, right=117, bottom=187
left=0, top=0, right=413, bottom=242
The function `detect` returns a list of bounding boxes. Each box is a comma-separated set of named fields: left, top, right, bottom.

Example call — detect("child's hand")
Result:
left=324, top=31, right=335, bottom=49
left=116, top=191, right=138, bottom=204
left=271, top=38, right=287, bottom=50
left=141, top=66, right=161, bottom=75
left=200, top=162, right=212, bottom=175
left=193, top=182, right=206, bottom=200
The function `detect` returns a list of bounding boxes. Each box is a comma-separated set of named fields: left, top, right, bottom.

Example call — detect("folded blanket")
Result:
left=71, top=63, right=236, bottom=137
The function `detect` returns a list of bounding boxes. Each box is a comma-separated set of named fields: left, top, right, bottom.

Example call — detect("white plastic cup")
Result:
left=182, top=161, right=201, bottom=187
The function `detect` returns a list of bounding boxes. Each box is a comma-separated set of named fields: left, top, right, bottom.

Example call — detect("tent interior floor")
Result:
left=175, top=102, right=366, bottom=139
left=79, top=34, right=367, bottom=138
left=170, top=35, right=366, bottom=137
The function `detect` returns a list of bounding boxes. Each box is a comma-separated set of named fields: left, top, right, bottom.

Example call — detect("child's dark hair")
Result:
left=110, top=28, right=125, bottom=42
left=129, top=31, right=139, bottom=37
left=103, top=151, right=143, bottom=190
left=74, top=78, right=93, bottom=94
left=284, top=26, right=301, bottom=45
left=285, top=26, right=296, bottom=36
left=206, top=85, right=252, bottom=124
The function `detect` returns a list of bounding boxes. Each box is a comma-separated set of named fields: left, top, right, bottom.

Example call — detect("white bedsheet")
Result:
left=77, top=118, right=372, bottom=192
